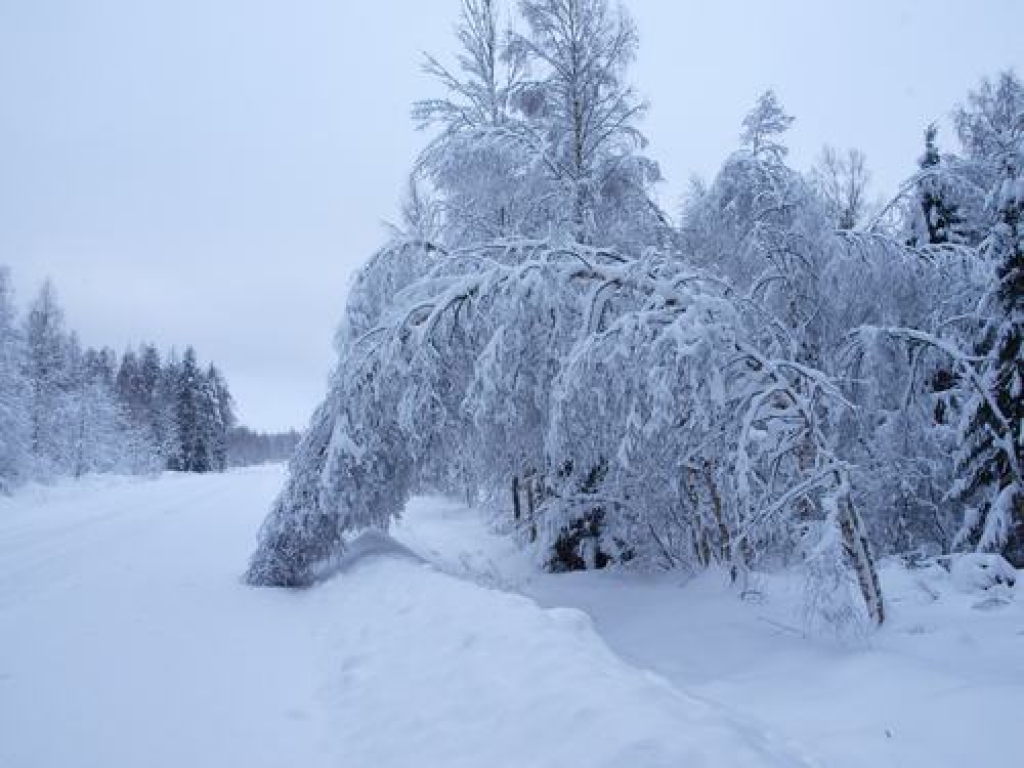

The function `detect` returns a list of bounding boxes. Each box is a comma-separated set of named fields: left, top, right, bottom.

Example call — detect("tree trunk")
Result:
left=526, top=476, right=537, bottom=543
left=836, top=487, right=885, bottom=625
left=512, top=475, right=521, bottom=522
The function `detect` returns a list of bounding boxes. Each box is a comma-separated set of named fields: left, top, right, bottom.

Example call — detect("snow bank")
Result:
left=394, top=496, right=1024, bottom=768
left=0, top=468, right=808, bottom=768
left=311, top=552, right=811, bottom=768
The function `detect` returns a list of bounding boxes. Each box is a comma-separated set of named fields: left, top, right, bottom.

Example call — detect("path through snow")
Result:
left=0, top=467, right=810, bottom=768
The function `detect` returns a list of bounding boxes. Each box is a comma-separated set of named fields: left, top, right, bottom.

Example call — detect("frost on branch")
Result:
left=245, top=236, right=885, bottom=625
left=246, top=4, right=1019, bottom=631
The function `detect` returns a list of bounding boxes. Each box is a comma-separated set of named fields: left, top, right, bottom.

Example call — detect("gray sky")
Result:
left=2, top=0, right=1021, bottom=431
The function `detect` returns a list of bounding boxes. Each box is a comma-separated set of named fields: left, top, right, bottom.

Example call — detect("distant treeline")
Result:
left=227, top=427, right=302, bottom=467
left=0, top=271, right=297, bottom=492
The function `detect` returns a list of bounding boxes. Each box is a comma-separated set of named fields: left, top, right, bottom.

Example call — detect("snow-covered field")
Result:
left=1, top=467, right=1020, bottom=767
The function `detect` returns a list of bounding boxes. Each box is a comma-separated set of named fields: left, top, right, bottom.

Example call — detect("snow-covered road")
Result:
left=0, top=467, right=810, bottom=768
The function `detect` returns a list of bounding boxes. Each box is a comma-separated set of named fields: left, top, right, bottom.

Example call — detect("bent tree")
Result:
left=246, top=238, right=886, bottom=627
left=249, top=5, right=1023, bottom=631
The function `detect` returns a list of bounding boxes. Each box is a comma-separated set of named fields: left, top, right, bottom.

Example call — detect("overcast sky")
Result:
left=2, top=0, right=1021, bottom=431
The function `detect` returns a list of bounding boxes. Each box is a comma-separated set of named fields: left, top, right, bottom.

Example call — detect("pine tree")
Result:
left=740, top=90, right=795, bottom=160
left=953, top=159, right=1024, bottom=564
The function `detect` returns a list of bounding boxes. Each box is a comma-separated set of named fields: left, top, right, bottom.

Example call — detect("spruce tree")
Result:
left=161, top=350, right=183, bottom=469
left=913, top=124, right=964, bottom=245
left=138, top=344, right=167, bottom=455
left=115, top=348, right=144, bottom=426
left=953, top=159, right=1024, bottom=564
left=174, top=347, right=210, bottom=473
left=204, top=365, right=234, bottom=472
left=84, top=347, right=117, bottom=389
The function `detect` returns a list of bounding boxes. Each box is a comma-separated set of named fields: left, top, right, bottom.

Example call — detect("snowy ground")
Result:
left=1, top=467, right=1020, bottom=767
left=394, top=497, right=1024, bottom=768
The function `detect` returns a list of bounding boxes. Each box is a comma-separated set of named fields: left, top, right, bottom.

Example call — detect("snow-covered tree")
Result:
left=952, top=157, right=1023, bottom=564
left=172, top=347, right=212, bottom=473
left=83, top=346, right=117, bottom=389
left=840, top=72, right=1021, bottom=560
left=246, top=236, right=884, bottom=625
left=414, top=0, right=664, bottom=251
left=247, top=14, right=1024, bottom=636
left=908, top=124, right=967, bottom=245
left=158, top=349, right=182, bottom=467
left=0, top=267, right=30, bottom=490
left=810, top=146, right=872, bottom=230
left=204, top=364, right=235, bottom=472
left=682, top=92, right=831, bottom=366
left=954, top=71, right=1023, bottom=187
left=507, top=0, right=664, bottom=247
left=137, top=344, right=176, bottom=462
left=68, top=347, right=155, bottom=477
left=0, top=271, right=236, bottom=484
left=22, top=280, right=74, bottom=477
left=164, top=348, right=234, bottom=474
left=740, top=90, right=794, bottom=161
left=413, top=0, right=532, bottom=242
left=115, top=348, right=142, bottom=420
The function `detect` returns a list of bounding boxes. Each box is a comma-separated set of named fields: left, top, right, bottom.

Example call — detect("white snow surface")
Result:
left=1, top=467, right=807, bottom=768
left=391, top=496, right=1024, bottom=768
left=1, top=467, right=1021, bottom=767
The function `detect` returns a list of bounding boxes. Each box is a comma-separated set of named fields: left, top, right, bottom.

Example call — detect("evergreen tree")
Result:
left=911, top=124, right=965, bottom=245
left=0, top=272, right=234, bottom=484
left=0, top=267, right=30, bottom=490
left=115, top=348, right=144, bottom=426
left=161, top=349, right=182, bottom=469
left=23, top=280, right=72, bottom=475
left=740, top=90, right=795, bottom=160
left=953, top=158, right=1024, bottom=564
left=84, top=347, right=117, bottom=389
left=204, top=365, right=234, bottom=472
left=138, top=344, right=171, bottom=460
left=174, top=347, right=210, bottom=473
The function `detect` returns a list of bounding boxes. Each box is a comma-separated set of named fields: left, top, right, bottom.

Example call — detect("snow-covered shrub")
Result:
left=948, top=553, right=1018, bottom=593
